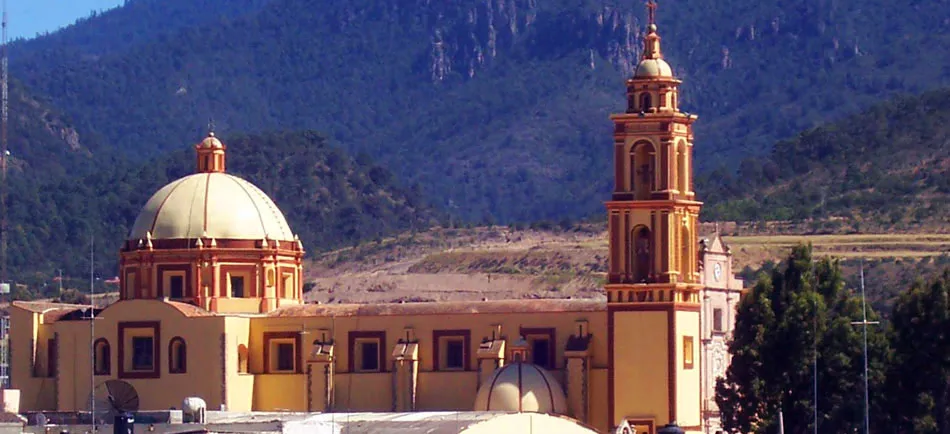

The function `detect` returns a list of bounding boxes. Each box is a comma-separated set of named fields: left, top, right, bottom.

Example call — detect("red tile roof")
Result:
left=268, top=298, right=605, bottom=318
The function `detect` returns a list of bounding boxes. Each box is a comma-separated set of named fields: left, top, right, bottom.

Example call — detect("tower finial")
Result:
left=208, top=117, right=216, bottom=137
left=646, top=0, right=657, bottom=27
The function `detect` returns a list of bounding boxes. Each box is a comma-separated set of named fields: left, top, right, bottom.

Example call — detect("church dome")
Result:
left=635, top=58, right=673, bottom=78
left=128, top=172, right=294, bottom=241
left=473, top=362, right=567, bottom=414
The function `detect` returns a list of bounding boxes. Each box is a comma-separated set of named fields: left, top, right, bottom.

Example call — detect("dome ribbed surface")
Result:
left=473, top=362, right=567, bottom=415
left=128, top=173, right=293, bottom=241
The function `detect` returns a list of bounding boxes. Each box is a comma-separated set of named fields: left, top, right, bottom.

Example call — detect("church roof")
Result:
left=128, top=172, right=294, bottom=242
left=268, top=298, right=605, bottom=318
left=473, top=362, right=568, bottom=414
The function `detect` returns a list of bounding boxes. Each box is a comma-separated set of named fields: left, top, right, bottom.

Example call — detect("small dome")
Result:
left=635, top=58, right=673, bottom=78
left=198, top=133, right=224, bottom=149
left=473, top=362, right=567, bottom=414
left=128, top=173, right=294, bottom=241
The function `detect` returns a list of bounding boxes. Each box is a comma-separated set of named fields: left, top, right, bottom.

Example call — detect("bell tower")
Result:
left=606, top=1, right=702, bottom=433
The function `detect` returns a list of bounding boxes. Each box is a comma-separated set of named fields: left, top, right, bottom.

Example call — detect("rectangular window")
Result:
left=282, top=274, right=294, bottom=299
left=359, top=341, right=380, bottom=372
left=713, top=308, right=724, bottom=332
left=434, top=330, right=470, bottom=371
left=169, top=275, right=184, bottom=299
left=532, top=338, right=550, bottom=369
left=264, top=332, right=300, bottom=374
left=132, top=337, right=154, bottom=371
left=683, top=336, right=694, bottom=369
left=521, top=328, right=556, bottom=370
left=445, top=340, right=465, bottom=370
left=230, top=275, right=245, bottom=298
left=348, top=331, right=385, bottom=373
left=276, top=343, right=295, bottom=372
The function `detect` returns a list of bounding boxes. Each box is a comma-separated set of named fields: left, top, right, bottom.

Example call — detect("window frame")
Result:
left=348, top=331, right=386, bottom=373
left=520, top=327, right=556, bottom=370
left=237, top=344, right=249, bottom=374
left=93, top=338, right=111, bottom=375
left=118, top=321, right=161, bottom=379
left=263, top=332, right=302, bottom=374
left=433, top=330, right=470, bottom=372
left=168, top=337, right=187, bottom=374
left=230, top=274, right=246, bottom=298
left=157, top=265, right=190, bottom=300
left=713, top=308, right=724, bottom=333
left=683, top=336, right=695, bottom=370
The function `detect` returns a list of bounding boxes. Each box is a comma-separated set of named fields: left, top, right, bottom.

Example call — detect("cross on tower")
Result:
left=646, top=0, right=658, bottom=26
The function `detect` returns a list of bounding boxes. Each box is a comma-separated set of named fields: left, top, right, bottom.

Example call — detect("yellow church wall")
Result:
left=35, top=301, right=230, bottom=412
left=9, top=308, right=57, bottom=412
left=674, top=308, right=701, bottom=429
left=589, top=367, right=609, bottom=433
left=246, top=308, right=604, bottom=413
left=333, top=373, right=392, bottom=411
left=612, top=310, right=668, bottom=428
left=416, top=371, right=479, bottom=409
left=253, top=374, right=307, bottom=411
left=222, top=317, right=254, bottom=412
left=215, top=298, right=262, bottom=314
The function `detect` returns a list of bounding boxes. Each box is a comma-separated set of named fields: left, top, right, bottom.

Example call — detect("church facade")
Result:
left=8, top=5, right=744, bottom=434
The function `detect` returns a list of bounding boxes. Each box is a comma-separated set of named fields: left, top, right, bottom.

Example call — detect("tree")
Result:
left=717, top=244, right=888, bottom=433
left=883, top=269, right=950, bottom=433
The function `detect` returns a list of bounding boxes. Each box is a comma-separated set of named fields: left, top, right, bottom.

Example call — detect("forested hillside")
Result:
left=5, top=129, right=437, bottom=296
left=10, top=0, right=950, bottom=222
left=700, top=88, right=950, bottom=228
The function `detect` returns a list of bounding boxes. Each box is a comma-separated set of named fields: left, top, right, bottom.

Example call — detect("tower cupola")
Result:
left=627, top=0, right=681, bottom=113
left=195, top=132, right=226, bottom=173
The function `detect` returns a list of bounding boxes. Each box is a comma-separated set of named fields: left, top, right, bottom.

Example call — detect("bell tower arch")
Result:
left=606, top=2, right=702, bottom=432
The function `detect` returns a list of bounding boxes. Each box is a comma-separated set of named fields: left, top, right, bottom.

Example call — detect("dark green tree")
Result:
left=883, top=269, right=950, bottom=433
left=717, top=244, right=888, bottom=433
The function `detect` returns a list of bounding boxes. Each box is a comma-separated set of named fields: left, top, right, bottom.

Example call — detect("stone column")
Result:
left=565, top=327, right=592, bottom=423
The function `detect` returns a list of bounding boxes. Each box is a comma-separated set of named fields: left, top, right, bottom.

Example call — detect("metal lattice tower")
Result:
left=0, top=0, right=8, bottom=289
left=0, top=0, right=11, bottom=390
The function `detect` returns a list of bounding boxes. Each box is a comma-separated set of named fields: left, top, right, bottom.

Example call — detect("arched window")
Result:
left=631, top=226, right=653, bottom=283
left=639, top=93, right=652, bottom=112
left=630, top=141, right=656, bottom=199
left=169, top=337, right=187, bottom=374
left=94, top=338, right=110, bottom=375
left=677, top=141, right=689, bottom=194
left=238, top=344, right=249, bottom=374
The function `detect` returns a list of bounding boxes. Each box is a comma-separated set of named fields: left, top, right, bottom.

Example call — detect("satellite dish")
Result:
left=89, top=380, right=140, bottom=424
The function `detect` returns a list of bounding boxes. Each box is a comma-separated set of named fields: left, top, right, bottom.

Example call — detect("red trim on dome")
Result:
left=203, top=173, right=212, bottom=233
left=517, top=362, right=523, bottom=412
left=229, top=175, right=271, bottom=238
left=529, top=363, right=557, bottom=412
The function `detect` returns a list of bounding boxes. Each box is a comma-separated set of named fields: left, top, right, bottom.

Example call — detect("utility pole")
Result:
left=850, top=260, right=879, bottom=434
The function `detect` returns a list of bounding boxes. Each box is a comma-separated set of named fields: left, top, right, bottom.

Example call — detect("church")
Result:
left=7, top=4, right=743, bottom=433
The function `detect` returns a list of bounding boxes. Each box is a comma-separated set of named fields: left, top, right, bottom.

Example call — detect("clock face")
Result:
left=713, top=263, right=723, bottom=281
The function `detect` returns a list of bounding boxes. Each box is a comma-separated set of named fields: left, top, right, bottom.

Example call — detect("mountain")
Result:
left=699, top=87, right=950, bottom=229
left=10, top=0, right=948, bottom=223
left=11, top=0, right=273, bottom=56
left=4, top=129, right=438, bottom=298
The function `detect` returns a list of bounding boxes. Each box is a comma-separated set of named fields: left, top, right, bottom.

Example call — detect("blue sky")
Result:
left=8, top=0, right=123, bottom=40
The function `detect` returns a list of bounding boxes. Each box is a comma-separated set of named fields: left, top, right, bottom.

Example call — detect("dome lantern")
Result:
left=195, top=132, right=226, bottom=173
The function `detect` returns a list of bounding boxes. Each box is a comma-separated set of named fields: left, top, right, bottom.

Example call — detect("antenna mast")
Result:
left=1, top=0, right=8, bottom=288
